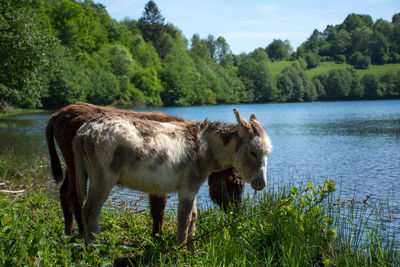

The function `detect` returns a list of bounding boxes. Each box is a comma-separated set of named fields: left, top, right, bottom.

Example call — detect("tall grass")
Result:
left=0, top=154, right=398, bottom=266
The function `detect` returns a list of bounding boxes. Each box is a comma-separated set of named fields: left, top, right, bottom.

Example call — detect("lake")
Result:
left=1, top=100, right=399, bottom=239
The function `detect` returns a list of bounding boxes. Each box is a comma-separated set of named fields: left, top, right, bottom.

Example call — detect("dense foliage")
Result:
left=0, top=0, right=399, bottom=108
left=297, top=13, right=400, bottom=66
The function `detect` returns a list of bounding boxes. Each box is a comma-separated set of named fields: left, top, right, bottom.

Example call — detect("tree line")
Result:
left=1, top=0, right=399, bottom=109
left=297, top=13, right=400, bottom=68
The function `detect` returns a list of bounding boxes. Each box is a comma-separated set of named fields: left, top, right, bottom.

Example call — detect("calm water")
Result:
left=1, top=100, right=400, bottom=239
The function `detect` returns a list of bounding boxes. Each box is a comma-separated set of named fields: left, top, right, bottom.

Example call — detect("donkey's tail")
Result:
left=45, top=117, right=63, bottom=183
left=73, top=136, right=88, bottom=206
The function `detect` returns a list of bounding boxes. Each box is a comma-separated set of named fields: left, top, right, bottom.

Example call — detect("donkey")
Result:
left=208, top=167, right=244, bottom=211
left=73, top=109, right=272, bottom=244
left=46, top=102, right=245, bottom=236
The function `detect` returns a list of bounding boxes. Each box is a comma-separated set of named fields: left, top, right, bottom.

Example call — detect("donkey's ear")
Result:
left=233, top=108, right=252, bottom=137
left=249, top=114, right=258, bottom=122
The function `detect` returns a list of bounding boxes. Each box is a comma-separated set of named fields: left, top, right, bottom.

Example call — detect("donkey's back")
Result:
left=74, top=115, right=201, bottom=200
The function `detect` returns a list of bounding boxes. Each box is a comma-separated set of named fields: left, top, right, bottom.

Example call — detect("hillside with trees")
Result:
left=1, top=0, right=399, bottom=109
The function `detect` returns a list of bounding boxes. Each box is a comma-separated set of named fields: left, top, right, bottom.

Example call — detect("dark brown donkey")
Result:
left=46, top=102, right=245, bottom=235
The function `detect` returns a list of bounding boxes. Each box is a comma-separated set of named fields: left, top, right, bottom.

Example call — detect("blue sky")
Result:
left=96, top=0, right=399, bottom=54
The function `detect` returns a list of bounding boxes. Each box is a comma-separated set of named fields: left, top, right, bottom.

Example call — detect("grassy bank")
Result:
left=267, top=61, right=400, bottom=79
left=0, top=107, right=47, bottom=118
left=0, top=154, right=399, bottom=266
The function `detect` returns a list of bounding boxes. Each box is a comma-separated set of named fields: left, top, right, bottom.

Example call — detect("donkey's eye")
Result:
left=250, top=151, right=258, bottom=158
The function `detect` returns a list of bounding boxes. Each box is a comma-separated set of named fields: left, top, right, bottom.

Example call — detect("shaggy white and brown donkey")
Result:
left=73, top=109, right=272, bottom=244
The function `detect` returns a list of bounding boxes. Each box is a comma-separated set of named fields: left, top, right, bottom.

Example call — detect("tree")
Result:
left=215, top=36, right=232, bottom=65
left=253, top=62, right=276, bottom=102
left=105, top=20, right=133, bottom=47
left=369, top=32, right=390, bottom=64
left=325, top=69, right=353, bottom=99
left=202, top=34, right=215, bottom=60
left=137, top=0, right=165, bottom=44
left=362, top=74, right=381, bottom=98
left=348, top=69, right=363, bottom=98
left=349, top=51, right=371, bottom=69
left=237, top=59, right=257, bottom=102
left=305, top=52, right=320, bottom=69
left=393, top=13, right=400, bottom=24
left=380, top=71, right=400, bottom=96
left=160, top=36, right=203, bottom=106
left=138, top=1, right=176, bottom=58
left=391, top=21, right=400, bottom=62
left=128, top=34, right=162, bottom=68
left=266, top=39, right=292, bottom=61
left=131, top=67, right=163, bottom=106
left=350, top=26, right=372, bottom=55
left=331, top=29, right=351, bottom=56
left=307, top=29, right=326, bottom=52
left=87, top=68, right=119, bottom=106
left=373, top=19, right=393, bottom=37
left=312, top=73, right=328, bottom=99
left=250, top=48, right=269, bottom=62
left=50, top=0, right=108, bottom=52
left=94, top=44, right=136, bottom=77
left=276, top=63, right=314, bottom=102
left=342, top=14, right=373, bottom=32
left=43, top=46, right=89, bottom=109
left=191, top=34, right=208, bottom=58
left=0, top=0, right=56, bottom=108
left=237, top=58, right=276, bottom=102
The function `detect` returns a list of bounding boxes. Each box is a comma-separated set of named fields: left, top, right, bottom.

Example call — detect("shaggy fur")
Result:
left=208, top=167, right=244, bottom=211
left=73, top=110, right=272, bottom=244
left=46, top=102, right=245, bottom=236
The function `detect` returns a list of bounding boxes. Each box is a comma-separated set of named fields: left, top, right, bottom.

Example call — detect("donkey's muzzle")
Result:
left=251, top=179, right=266, bottom=191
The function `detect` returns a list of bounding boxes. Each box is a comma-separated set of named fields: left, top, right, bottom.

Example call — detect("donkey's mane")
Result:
left=200, top=119, right=239, bottom=145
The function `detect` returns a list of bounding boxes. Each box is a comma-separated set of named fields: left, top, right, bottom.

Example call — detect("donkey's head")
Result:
left=232, top=109, right=272, bottom=191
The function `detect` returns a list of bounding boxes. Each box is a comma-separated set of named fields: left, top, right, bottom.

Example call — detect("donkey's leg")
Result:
left=82, top=177, right=114, bottom=242
left=67, top=165, right=85, bottom=235
left=60, top=171, right=76, bottom=235
left=177, top=196, right=196, bottom=244
left=149, top=194, right=167, bottom=237
left=188, top=198, right=197, bottom=239
left=72, top=190, right=84, bottom=235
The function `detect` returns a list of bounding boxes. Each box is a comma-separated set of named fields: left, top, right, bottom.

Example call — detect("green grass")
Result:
left=354, top=63, right=400, bottom=78
left=267, top=60, right=400, bottom=80
left=0, top=121, right=17, bottom=128
left=0, top=108, right=47, bottom=118
left=267, top=61, right=294, bottom=77
left=0, top=154, right=398, bottom=266
left=305, top=62, right=353, bottom=79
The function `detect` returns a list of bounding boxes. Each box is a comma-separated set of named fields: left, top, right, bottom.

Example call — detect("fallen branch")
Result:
left=0, top=189, right=25, bottom=194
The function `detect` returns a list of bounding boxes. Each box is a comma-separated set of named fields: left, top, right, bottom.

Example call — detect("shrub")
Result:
left=305, top=52, right=320, bottom=69
left=362, top=73, right=382, bottom=98
left=335, top=54, right=346, bottom=64
left=350, top=52, right=370, bottom=69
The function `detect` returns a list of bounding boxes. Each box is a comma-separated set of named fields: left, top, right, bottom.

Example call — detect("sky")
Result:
left=96, top=0, right=399, bottom=54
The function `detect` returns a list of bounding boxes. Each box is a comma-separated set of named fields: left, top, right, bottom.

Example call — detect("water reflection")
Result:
left=0, top=114, right=49, bottom=158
